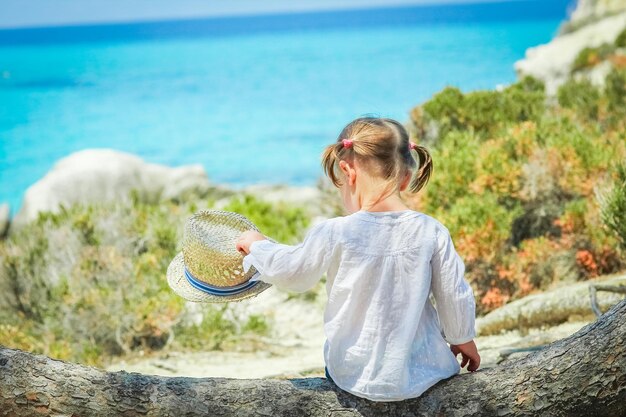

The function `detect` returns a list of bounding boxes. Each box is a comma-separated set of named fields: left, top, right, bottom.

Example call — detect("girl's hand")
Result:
left=450, top=340, right=481, bottom=372
left=236, top=231, right=267, bottom=255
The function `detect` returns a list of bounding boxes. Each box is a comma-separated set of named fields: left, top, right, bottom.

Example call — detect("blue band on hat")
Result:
left=184, top=267, right=260, bottom=296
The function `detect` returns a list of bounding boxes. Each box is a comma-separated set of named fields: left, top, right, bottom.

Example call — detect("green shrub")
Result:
left=508, top=75, right=545, bottom=93
left=415, top=80, right=544, bottom=139
left=462, top=90, right=510, bottom=132
left=0, top=201, right=189, bottom=362
left=615, top=27, right=626, bottom=48
left=571, top=43, right=615, bottom=72
left=174, top=305, right=238, bottom=350
left=601, top=164, right=626, bottom=249
left=0, top=320, right=40, bottom=354
left=501, top=87, right=545, bottom=125
left=422, top=131, right=480, bottom=211
left=444, top=192, right=521, bottom=249
left=222, top=194, right=310, bottom=243
left=541, top=115, right=612, bottom=174
left=605, top=68, right=626, bottom=114
left=557, top=78, right=601, bottom=120
left=411, top=73, right=625, bottom=313
left=175, top=308, right=270, bottom=351
left=421, top=86, right=466, bottom=134
left=0, top=193, right=315, bottom=365
left=242, top=314, right=270, bottom=336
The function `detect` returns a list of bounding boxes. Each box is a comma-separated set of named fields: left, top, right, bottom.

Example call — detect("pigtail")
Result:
left=409, top=145, right=433, bottom=193
left=321, top=142, right=343, bottom=187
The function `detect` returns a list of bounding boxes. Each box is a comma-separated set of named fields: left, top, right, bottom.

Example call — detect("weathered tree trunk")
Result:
left=1, top=299, right=625, bottom=417
left=476, top=274, right=626, bottom=336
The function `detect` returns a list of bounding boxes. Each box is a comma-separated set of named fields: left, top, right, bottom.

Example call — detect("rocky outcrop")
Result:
left=0, top=203, right=9, bottom=238
left=515, top=11, right=626, bottom=94
left=12, top=149, right=213, bottom=229
left=565, top=0, right=626, bottom=32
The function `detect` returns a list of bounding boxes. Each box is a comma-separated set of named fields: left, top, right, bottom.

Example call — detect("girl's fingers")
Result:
left=236, top=240, right=248, bottom=254
left=467, top=354, right=480, bottom=371
left=461, top=354, right=469, bottom=368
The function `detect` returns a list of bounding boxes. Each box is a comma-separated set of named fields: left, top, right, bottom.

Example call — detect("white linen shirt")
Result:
left=242, top=209, right=476, bottom=401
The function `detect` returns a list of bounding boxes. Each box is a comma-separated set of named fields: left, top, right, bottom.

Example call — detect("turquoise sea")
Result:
left=0, top=1, right=570, bottom=213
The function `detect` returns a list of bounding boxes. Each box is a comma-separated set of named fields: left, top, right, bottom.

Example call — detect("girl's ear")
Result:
left=399, top=170, right=411, bottom=192
left=339, top=160, right=357, bottom=186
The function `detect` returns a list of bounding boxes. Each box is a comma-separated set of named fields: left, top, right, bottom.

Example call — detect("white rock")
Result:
left=0, top=203, right=9, bottom=238
left=243, top=184, right=321, bottom=206
left=13, top=149, right=211, bottom=228
left=569, top=0, right=626, bottom=25
left=515, top=12, right=626, bottom=95
left=585, top=59, right=616, bottom=86
left=213, top=184, right=322, bottom=212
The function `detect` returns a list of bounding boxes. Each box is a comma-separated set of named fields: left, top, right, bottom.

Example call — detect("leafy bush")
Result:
left=571, top=43, right=615, bottom=72
left=242, top=314, right=270, bottom=335
left=414, top=78, right=545, bottom=140
left=601, top=164, right=626, bottom=249
left=615, top=27, right=626, bottom=48
left=410, top=72, right=625, bottom=313
left=501, top=84, right=546, bottom=123
left=443, top=192, right=522, bottom=265
left=222, top=194, right=310, bottom=244
left=0, top=200, right=190, bottom=365
left=0, top=194, right=311, bottom=365
left=421, top=86, right=466, bottom=135
left=605, top=68, right=626, bottom=114
left=420, top=131, right=480, bottom=211
left=557, top=78, right=601, bottom=120
left=509, top=75, right=546, bottom=93
left=173, top=305, right=237, bottom=351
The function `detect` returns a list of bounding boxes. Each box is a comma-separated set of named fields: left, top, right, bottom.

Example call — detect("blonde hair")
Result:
left=321, top=117, right=433, bottom=193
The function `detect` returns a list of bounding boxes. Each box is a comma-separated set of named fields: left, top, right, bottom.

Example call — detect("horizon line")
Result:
left=0, top=0, right=558, bottom=31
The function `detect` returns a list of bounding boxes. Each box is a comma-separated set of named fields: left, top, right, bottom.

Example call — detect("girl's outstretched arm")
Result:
left=236, top=220, right=334, bottom=293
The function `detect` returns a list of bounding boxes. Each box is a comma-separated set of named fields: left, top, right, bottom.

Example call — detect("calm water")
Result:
left=0, top=1, right=569, bottom=213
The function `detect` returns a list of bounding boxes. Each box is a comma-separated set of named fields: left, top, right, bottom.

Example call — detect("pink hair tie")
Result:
left=409, top=141, right=418, bottom=150
left=342, top=139, right=353, bottom=149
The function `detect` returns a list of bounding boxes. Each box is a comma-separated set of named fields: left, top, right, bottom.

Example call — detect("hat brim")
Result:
left=167, top=252, right=271, bottom=303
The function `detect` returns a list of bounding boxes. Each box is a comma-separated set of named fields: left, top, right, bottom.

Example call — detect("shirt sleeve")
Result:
left=430, top=225, right=477, bottom=345
left=242, top=220, right=334, bottom=293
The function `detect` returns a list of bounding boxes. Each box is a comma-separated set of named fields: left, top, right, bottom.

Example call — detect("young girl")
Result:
left=236, top=117, right=480, bottom=402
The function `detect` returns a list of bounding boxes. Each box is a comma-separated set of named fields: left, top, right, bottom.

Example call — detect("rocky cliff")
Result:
left=565, top=0, right=626, bottom=32
left=515, top=0, right=626, bottom=94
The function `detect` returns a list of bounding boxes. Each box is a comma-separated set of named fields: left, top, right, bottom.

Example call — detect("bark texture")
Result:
left=1, top=299, right=625, bottom=417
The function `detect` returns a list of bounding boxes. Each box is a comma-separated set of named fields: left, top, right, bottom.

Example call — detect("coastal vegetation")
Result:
left=0, top=194, right=310, bottom=366
left=408, top=67, right=626, bottom=314
left=571, top=27, right=626, bottom=72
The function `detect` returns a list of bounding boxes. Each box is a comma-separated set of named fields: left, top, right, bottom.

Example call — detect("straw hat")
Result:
left=167, top=210, right=271, bottom=303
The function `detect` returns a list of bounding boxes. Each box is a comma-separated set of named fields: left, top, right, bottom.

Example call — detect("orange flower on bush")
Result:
left=575, top=249, right=598, bottom=276
left=480, top=287, right=510, bottom=310
left=517, top=275, right=534, bottom=297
